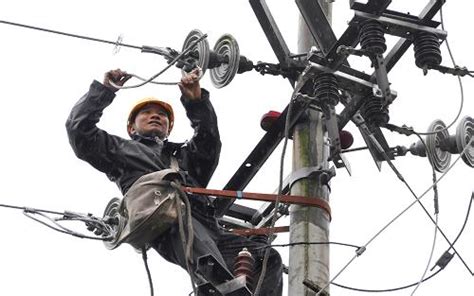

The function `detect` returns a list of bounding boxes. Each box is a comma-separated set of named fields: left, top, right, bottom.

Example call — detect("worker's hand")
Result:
left=178, top=68, right=202, bottom=100
left=103, top=69, right=132, bottom=93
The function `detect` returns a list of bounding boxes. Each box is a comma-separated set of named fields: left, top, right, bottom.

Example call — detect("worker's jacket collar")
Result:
left=131, top=133, right=167, bottom=145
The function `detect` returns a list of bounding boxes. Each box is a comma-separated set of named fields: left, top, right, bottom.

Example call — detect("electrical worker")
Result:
left=66, top=68, right=282, bottom=295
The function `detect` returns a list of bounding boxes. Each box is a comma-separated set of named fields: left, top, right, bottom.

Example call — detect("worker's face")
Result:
left=130, top=104, right=170, bottom=139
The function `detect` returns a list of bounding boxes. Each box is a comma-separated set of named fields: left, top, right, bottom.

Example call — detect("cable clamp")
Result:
left=286, top=166, right=336, bottom=192
left=356, top=246, right=366, bottom=256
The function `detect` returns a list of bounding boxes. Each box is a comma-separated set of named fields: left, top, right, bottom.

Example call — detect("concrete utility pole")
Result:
left=288, top=1, right=332, bottom=295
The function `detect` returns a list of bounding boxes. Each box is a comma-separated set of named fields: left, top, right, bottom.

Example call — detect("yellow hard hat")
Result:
left=127, top=97, right=174, bottom=136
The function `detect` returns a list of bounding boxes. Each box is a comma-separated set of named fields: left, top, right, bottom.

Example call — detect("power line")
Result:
left=0, top=19, right=142, bottom=50
left=332, top=192, right=474, bottom=293
left=412, top=5, right=464, bottom=136
left=0, top=203, right=113, bottom=241
left=314, top=137, right=473, bottom=296
left=332, top=268, right=443, bottom=293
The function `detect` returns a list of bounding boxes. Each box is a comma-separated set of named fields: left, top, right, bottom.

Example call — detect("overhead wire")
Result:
left=431, top=192, right=474, bottom=274
left=331, top=192, right=473, bottom=293
left=314, top=137, right=474, bottom=296
left=0, top=19, right=141, bottom=50
left=0, top=19, right=203, bottom=90
left=412, top=5, right=464, bottom=136
left=332, top=268, right=443, bottom=293
left=0, top=203, right=113, bottom=241
left=409, top=133, right=440, bottom=295
left=257, top=241, right=361, bottom=250
left=1, top=8, right=470, bottom=294
left=410, top=214, right=439, bottom=295
left=370, top=133, right=473, bottom=274
left=109, top=35, right=207, bottom=90
left=122, top=67, right=205, bottom=88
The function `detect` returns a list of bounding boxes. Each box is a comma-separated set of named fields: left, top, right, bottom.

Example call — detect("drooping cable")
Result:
left=446, top=193, right=473, bottom=252
left=253, top=95, right=291, bottom=296
left=0, top=203, right=113, bottom=241
left=22, top=211, right=108, bottom=241
left=410, top=214, right=439, bottom=295
left=110, top=34, right=207, bottom=90
left=126, top=69, right=205, bottom=87
left=332, top=268, right=443, bottom=293
left=409, top=134, right=440, bottom=295
left=256, top=241, right=361, bottom=250
left=172, top=181, right=197, bottom=296
left=314, top=137, right=473, bottom=296
left=414, top=5, right=463, bottom=136
left=370, top=134, right=472, bottom=274
left=431, top=192, right=474, bottom=274
left=333, top=192, right=473, bottom=292
left=254, top=74, right=310, bottom=296
left=141, top=248, right=155, bottom=296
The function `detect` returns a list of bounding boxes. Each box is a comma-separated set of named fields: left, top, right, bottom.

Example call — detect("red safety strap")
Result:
left=182, top=187, right=331, bottom=221
left=231, top=226, right=290, bottom=236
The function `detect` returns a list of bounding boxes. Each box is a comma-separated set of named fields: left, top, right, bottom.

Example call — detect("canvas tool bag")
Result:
left=116, top=167, right=184, bottom=250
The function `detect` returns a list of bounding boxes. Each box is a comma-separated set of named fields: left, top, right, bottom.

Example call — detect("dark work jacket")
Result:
left=66, top=81, right=221, bottom=212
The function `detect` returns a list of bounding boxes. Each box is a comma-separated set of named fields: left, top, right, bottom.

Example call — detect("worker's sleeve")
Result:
left=180, top=89, right=222, bottom=187
left=65, top=80, right=126, bottom=178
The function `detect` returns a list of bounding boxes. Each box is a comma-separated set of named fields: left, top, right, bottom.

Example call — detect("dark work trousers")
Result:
left=152, top=200, right=283, bottom=296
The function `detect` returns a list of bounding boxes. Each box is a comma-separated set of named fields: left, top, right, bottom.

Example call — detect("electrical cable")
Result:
left=0, top=203, right=113, bottom=241
left=332, top=192, right=473, bottom=292
left=252, top=93, right=291, bottom=296
left=173, top=182, right=198, bottom=296
left=408, top=134, right=440, bottom=295
left=0, top=19, right=205, bottom=90
left=431, top=192, right=474, bottom=274
left=109, top=34, right=207, bottom=90
left=413, top=5, right=463, bottom=136
left=257, top=241, right=361, bottom=250
left=313, top=137, right=473, bottom=296
left=125, top=69, right=205, bottom=87
left=410, top=214, right=439, bottom=295
left=253, top=73, right=311, bottom=296
left=332, top=268, right=443, bottom=293
left=129, top=73, right=179, bottom=86
left=333, top=192, right=473, bottom=293
left=341, top=146, right=369, bottom=153
left=141, top=248, right=155, bottom=296
left=446, top=193, right=473, bottom=252
left=371, top=134, right=473, bottom=274
left=0, top=19, right=141, bottom=50
left=22, top=210, right=112, bottom=241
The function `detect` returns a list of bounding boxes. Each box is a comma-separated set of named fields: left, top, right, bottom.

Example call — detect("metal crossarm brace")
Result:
left=382, top=0, right=445, bottom=74
left=219, top=0, right=440, bottom=220
left=295, top=0, right=338, bottom=56
left=215, top=98, right=308, bottom=218
left=325, top=0, right=393, bottom=69
left=336, top=0, right=445, bottom=128
left=351, top=10, right=446, bottom=41
left=249, top=0, right=295, bottom=85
